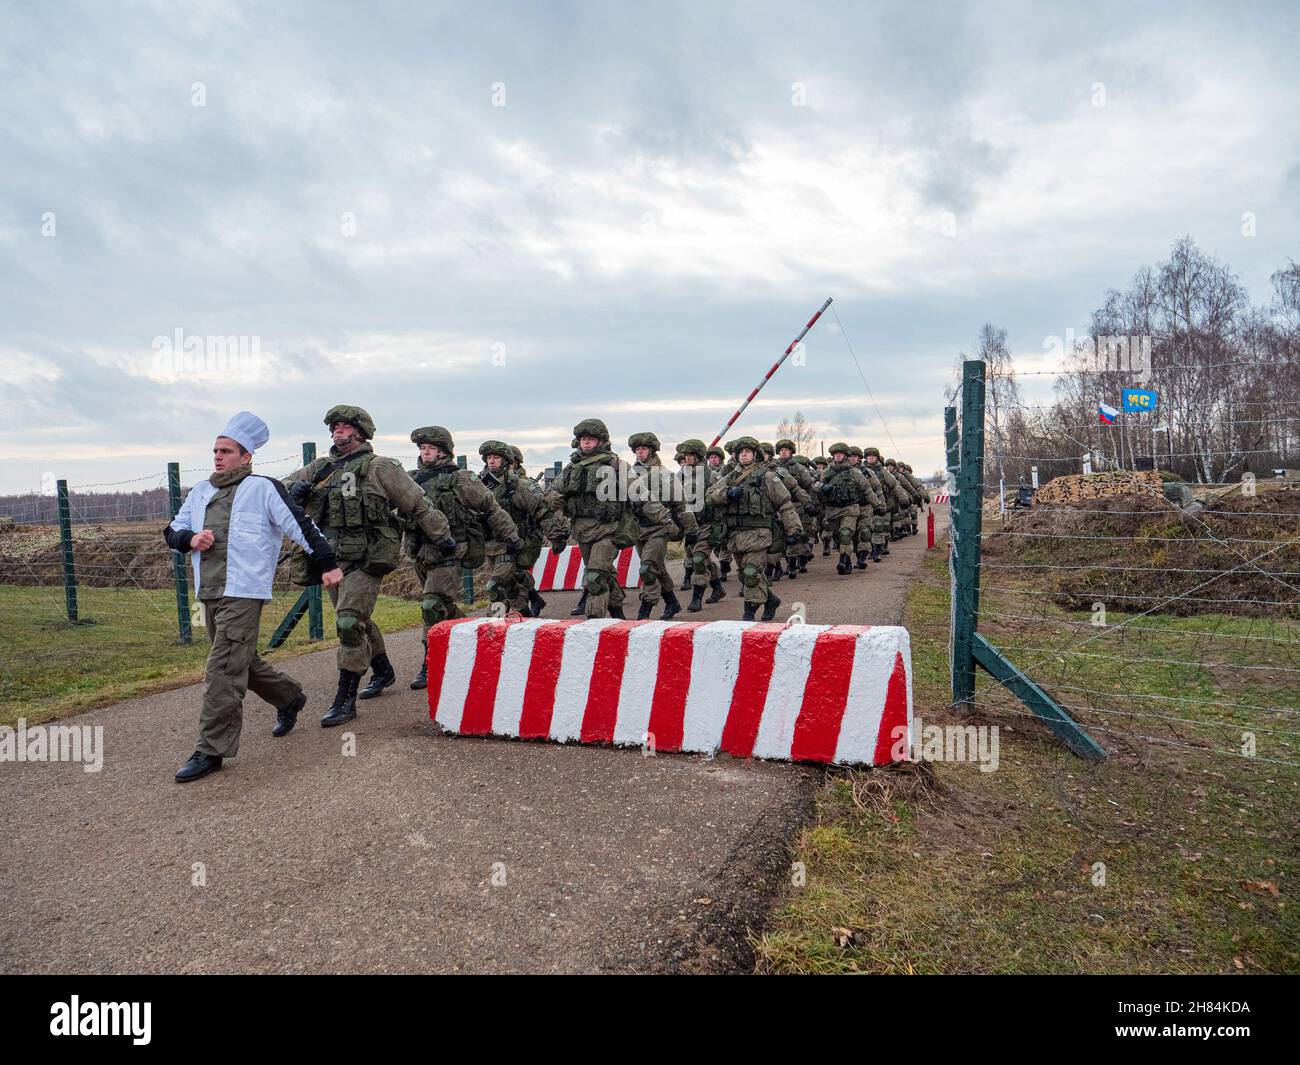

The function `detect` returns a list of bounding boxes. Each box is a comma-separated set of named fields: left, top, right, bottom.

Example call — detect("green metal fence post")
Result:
left=951, top=362, right=985, bottom=711
left=56, top=479, right=78, bottom=624
left=302, top=442, right=323, bottom=639
left=167, top=463, right=193, bottom=644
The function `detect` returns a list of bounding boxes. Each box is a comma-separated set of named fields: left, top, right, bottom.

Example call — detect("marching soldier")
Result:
left=816, top=443, right=865, bottom=575
left=706, top=445, right=732, bottom=581
left=706, top=437, right=804, bottom=621
left=402, top=426, right=519, bottom=691
left=628, top=432, right=697, bottom=620
left=676, top=438, right=727, bottom=612
left=284, top=405, right=452, bottom=726
left=478, top=439, right=570, bottom=621
left=775, top=439, right=818, bottom=578
left=846, top=446, right=883, bottom=569
left=865, top=446, right=912, bottom=544
left=760, top=442, right=808, bottom=584
left=545, top=418, right=634, bottom=619
left=812, top=455, right=832, bottom=554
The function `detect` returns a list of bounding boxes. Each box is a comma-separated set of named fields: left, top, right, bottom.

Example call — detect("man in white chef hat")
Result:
left=165, top=412, right=343, bottom=782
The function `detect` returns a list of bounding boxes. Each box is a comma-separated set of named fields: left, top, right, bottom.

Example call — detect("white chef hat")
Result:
left=220, top=411, right=270, bottom=454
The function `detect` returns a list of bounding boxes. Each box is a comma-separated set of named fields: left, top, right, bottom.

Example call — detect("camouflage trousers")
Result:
left=483, top=550, right=529, bottom=613
left=855, top=511, right=874, bottom=551
left=872, top=509, right=890, bottom=546
left=579, top=537, right=626, bottom=618
left=823, top=507, right=859, bottom=551
left=196, top=596, right=301, bottom=758
left=414, top=560, right=462, bottom=644
left=688, top=536, right=719, bottom=588
left=637, top=531, right=671, bottom=605
left=728, top=527, right=775, bottom=605
left=328, top=567, right=386, bottom=674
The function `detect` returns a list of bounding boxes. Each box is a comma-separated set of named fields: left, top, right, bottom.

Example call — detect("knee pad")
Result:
left=638, top=562, right=656, bottom=583
left=692, top=551, right=707, bottom=569
left=837, top=527, right=855, bottom=548
left=740, top=563, right=762, bottom=589
left=336, top=611, right=364, bottom=646
left=421, top=595, right=448, bottom=627
left=584, top=569, right=610, bottom=596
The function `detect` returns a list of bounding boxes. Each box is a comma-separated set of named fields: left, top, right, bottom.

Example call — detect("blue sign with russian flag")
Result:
left=1122, top=388, right=1159, bottom=413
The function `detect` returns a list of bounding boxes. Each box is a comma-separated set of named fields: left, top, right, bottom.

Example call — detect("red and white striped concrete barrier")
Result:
left=425, top=618, right=912, bottom=766
left=932, top=491, right=949, bottom=503
left=531, top=545, right=642, bottom=591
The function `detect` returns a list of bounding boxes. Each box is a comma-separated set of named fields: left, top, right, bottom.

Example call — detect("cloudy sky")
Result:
left=2, top=0, right=1298, bottom=494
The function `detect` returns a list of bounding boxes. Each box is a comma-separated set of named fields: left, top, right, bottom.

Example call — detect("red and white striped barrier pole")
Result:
left=927, top=507, right=935, bottom=549
left=709, top=297, right=834, bottom=447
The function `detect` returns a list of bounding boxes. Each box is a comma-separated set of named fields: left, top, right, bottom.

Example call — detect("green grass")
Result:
left=754, top=547, right=1300, bottom=974
left=0, top=585, right=443, bottom=727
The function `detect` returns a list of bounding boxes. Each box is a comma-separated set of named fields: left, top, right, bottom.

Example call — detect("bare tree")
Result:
left=775, top=410, right=817, bottom=455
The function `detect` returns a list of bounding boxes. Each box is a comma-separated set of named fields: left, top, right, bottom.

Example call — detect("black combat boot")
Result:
left=660, top=590, right=682, bottom=621
left=706, top=578, right=726, bottom=603
left=321, top=670, right=362, bottom=727
left=786, top=556, right=799, bottom=580
left=570, top=590, right=589, bottom=616
left=272, top=691, right=306, bottom=737
left=528, top=590, right=547, bottom=617
left=679, top=564, right=692, bottom=591
left=882, top=541, right=891, bottom=555
left=822, top=540, right=831, bottom=556
left=856, top=549, right=869, bottom=569
left=636, top=600, right=654, bottom=620
left=409, top=662, right=428, bottom=690
left=742, top=602, right=758, bottom=621
left=761, top=593, right=781, bottom=622
left=799, top=556, right=809, bottom=573
left=688, top=586, right=706, bottom=612
left=720, top=560, right=731, bottom=581
left=837, top=552, right=853, bottom=575
left=358, top=653, right=396, bottom=700
left=871, top=542, right=882, bottom=563
left=769, top=562, right=782, bottom=583
left=608, top=604, right=627, bottom=620
left=175, top=750, right=222, bottom=783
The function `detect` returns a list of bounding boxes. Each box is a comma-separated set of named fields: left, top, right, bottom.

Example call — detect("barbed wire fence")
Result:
left=946, top=357, right=1299, bottom=885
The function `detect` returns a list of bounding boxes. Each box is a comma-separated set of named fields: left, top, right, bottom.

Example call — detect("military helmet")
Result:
left=732, top=435, right=761, bottom=457
left=478, top=439, right=513, bottom=461
left=573, top=418, right=609, bottom=442
left=411, top=425, right=454, bottom=453
left=676, top=438, right=707, bottom=461
left=848, top=445, right=864, bottom=458
left=510, top=445, right=524, bottom=467
left=828, top=441, right=850, bottom=457
left=813, top=455, right=829, bottom=467
left=723, top=439, right=739, bottom=455
left=775, top=438, right=796, bottom=454
left=885, top=457, right=897, bottom=467
left=628, top=431, right=660, bottom=453
left=794, top=454, right=813, bottom=467
left=864, top=446, right=881, bottom=458
left=706, top=445, right=725, bottom=460
left=324, top=404, right=375, bottom=440
left=758, top=442, right=775, bottom=460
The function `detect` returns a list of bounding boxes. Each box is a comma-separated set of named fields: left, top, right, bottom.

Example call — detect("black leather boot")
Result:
left=799, top=556, right=809, bottom=573
left=272, top=691, right=306, bottom=737
left=720, top=559, right=731, bottom=581
left=608, top=604, right=627, bottom=620
left=856, top=549, right=869, bottom=569
left=637, top=600, right=653, bottom=620
left=871, top=542, right=882, bottom=563
left=570, top=590, right=589, bottom=616
left=742, top=602, right=758, bottom=621
left=409, top=662, right=428, bottom=690
left=321, top=670, right=362, bottom=727
left=528, top=590, right=547, bottom=617
left=688, top=586, right=705, bottom=612
left=706, top=578, right=726, bottom=604
left=837, top=552, right=852, bottom=575
left=660, top=590, right=682, bottom=620
left=358, top=653, right=396, bottom=700
left=761, top=593, right=781, bottom=622
left=786, top=556, right=799, bottom=580
left=175, top=750, right=222, bottom=783
left=821, top=541, right=831, bottom=556
left=679, top=565, right=692, bottom=591
left=882, top=541, right=891, bottom=555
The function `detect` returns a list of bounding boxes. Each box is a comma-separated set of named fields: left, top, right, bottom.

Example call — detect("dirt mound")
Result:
left=983, top=487, right=1300, bottom=618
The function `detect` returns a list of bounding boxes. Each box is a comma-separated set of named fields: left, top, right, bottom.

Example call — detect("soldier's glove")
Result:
left=726, top=486, right=744, bottom=500
left=685, top=532, right=699, bottom=547
left=439, top=536, right=458, bottom=554
left=505, top=539, right=523, bottom=555
left=288, top=480, right=313, bottom=505
left=816, top=482, right=831, bottom=495
left=550, top=537, right=567, bottom=555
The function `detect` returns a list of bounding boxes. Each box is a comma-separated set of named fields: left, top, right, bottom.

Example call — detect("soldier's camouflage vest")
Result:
left=295, top=450, right=400, bottom=581
left=484, top=469, right=542, bottom=568
left=559, top=455, right=624, bottom=523
left=724, top=470, right=774, bottom=529
left=822, top=465, right=859, bottom=507
left=411, top=464, right=485, bottom=569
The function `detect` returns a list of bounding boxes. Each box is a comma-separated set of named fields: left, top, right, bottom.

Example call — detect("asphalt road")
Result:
left=1, top=509, right=946, bottom=974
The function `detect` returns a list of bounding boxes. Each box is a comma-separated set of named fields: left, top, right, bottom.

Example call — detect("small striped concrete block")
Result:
left=425, top=618, right=912, bottom=766
left=531, top=545, right=642, bottom=590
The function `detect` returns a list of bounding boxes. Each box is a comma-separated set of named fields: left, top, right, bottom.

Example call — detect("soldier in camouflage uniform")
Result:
left=844, top=446, right=883, bottom=569
left=476, top=440, right=570, bottom=624
left=707, top=444, right=732, bottom=581
left=888, top=459, right=927, bottom=534
left=676, top=438, right=727, bottom=611
left=775, top=439, right=818, bottom=578
left=628, top=432, right=697, bottom=620
left=758, top=442, right=807, bottom=585
left=707, top=437, right=804, bottom=621
left=284, top=405, right=453, bottom=726
left=865, top=446, right=912, bottom=544
left=816, top=443, right=868, bottom=576
left=545, top=418, right=633, bottom=620
left=812, top=455, right=832, bottom=554
left=400, top=427, right=520, bottom=690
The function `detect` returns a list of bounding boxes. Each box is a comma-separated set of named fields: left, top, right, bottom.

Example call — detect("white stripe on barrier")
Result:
left=531, top=545, right=642, bottom=590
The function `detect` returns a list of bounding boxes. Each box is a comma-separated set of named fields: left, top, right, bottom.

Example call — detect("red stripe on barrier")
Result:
left=562, top=547, right=584, bottom=590
left=745, top=387, right=760, bottom=402
left=538, top=549, right=562, bottom=591
left=873, top=650, right=911, bottom=764
left=790, top=626, right=857, bottom=763
left=646, top=622, right=704, bottom=752
left=425, top=618, right=480, bottom=721
left=615, top=547, right=634, bottom=586
left=517, top=620, right=583, bottom=738
left=719, top=624, right=784, bottom=757
left=580, top=621, right=649, bottom=744
left=459, top=621, right=513, bottom=735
